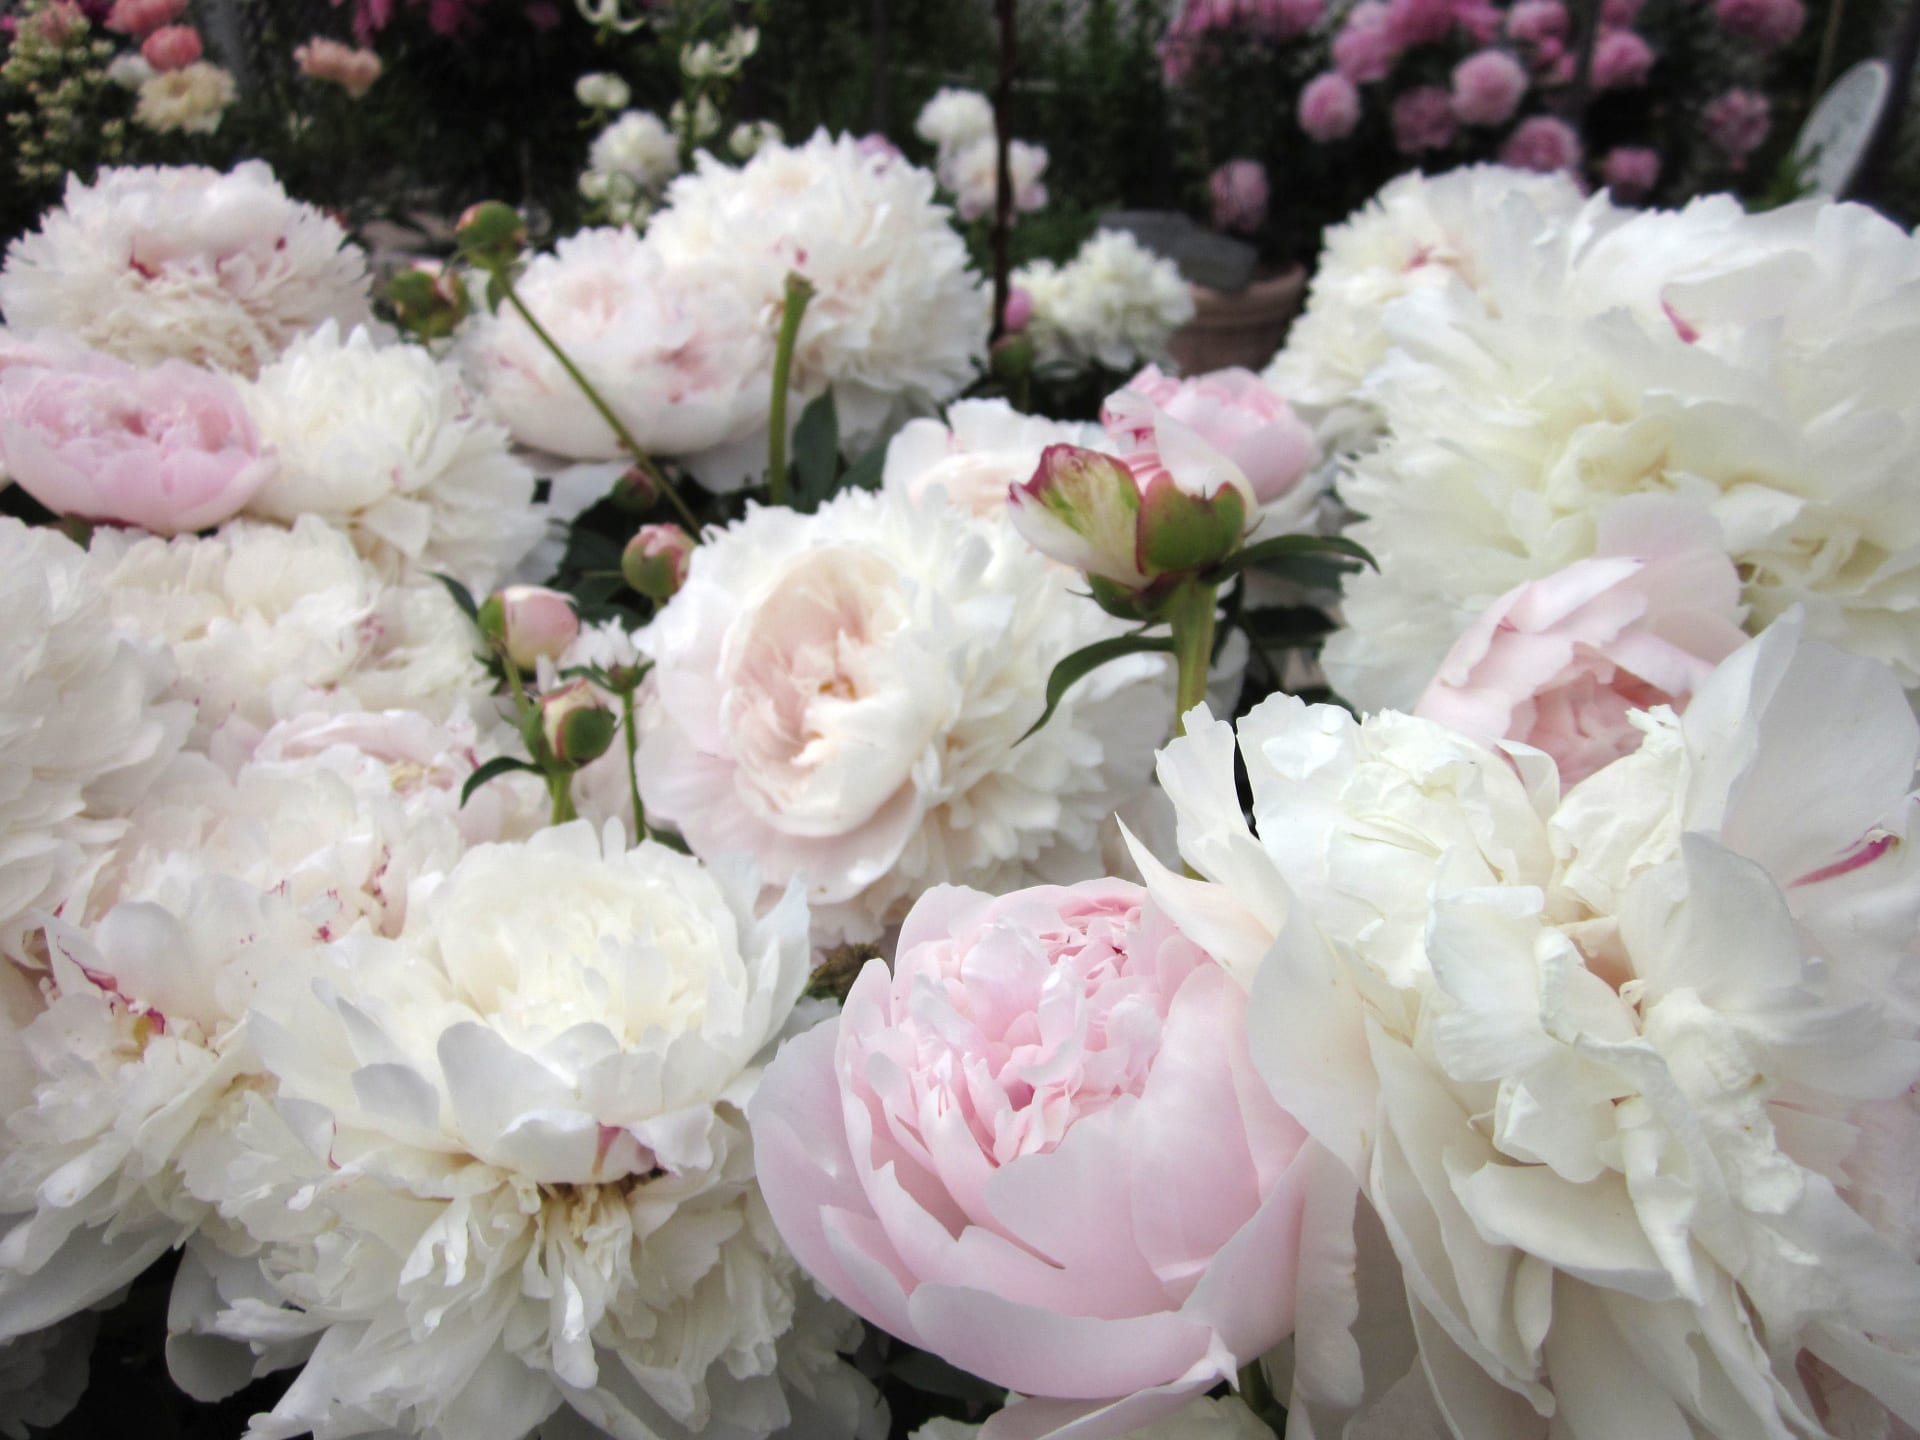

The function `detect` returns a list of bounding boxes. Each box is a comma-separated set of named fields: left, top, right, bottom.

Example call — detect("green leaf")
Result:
left=839, top=441, right=886, bottom=494
left=1204, top=533, right=1377, bottom=585
left=430, top=572, right=480, bottom=622
left=790, top=391, right=840, bottom=512
left=484, top=270, right=511, bottom=315
left=460, top=755, right=540, bottom=808
left=1018, top=633, right=1177, bottom=744
left=884, top=1348, right=1006, bottom=1409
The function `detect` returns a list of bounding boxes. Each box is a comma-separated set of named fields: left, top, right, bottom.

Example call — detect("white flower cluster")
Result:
left=1146, top=618, right=1920, bottom=1439
left=578, top=108, right=679, bottom=225
left=1015, top=229, right=1195, bottom=375
left=913, top=86, right=1049, bottom=223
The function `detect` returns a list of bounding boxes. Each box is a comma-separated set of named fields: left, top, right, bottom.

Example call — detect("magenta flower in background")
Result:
left=1383, top=0, right=1456, bottom=50
left=1601, top=145, right=1661, bottom=200
left=1505, top=0, right=1568, bottom=44
left=1501, top=113, right=1583, bottom=172
left=750, top=879, right=1317, bottom=1440
left=1332, top=1, right=1397, bottom=82
left=1590, top=27, right=1655, bottom=89
left=1602, top=0, right=1643, bottom=22
left=1299, top=70, right=1363, bottom=140
left=0, top=348, right=274, bottom=536
left=1454, top=0, right=1502, bottom=43
left=1209, top=159, right=1271, bottom=234
left=1450, top=48, right=1529, bottom=126
left=1392, top=84, right=1458, bottom=154
left=1704, top=87, right=1771, bottom=168
left=1716, top=0, right=1805, bottom=50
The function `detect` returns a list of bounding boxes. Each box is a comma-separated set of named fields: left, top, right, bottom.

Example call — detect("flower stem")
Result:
left=1237, top=1357, right=1285, bottom=1436
left=1167, top=579, right=1218, bottom=736
left=546, top=770, right=578, bottom=827
left=494, top=271, right=704, bottom=537
left=766, top=271, right=817, bottom=507
left=621, top=685, right=646, bottom=843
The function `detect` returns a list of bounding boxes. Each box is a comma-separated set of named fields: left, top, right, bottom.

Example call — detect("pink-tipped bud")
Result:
left=455, top=201, right=527, bottom=269
left=1002, top=285, right=1035, bottom=334
left=478, top=585, right=579, bottom=670
left=139, top=22, right=201, bottom=69
left=387, top=261, right=470, bottom=340
left=622, top=524, right=694, bottom=601
left=538, top=680, right=616, bottom=766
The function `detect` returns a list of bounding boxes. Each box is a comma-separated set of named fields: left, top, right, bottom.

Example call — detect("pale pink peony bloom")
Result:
left=1414, top=526, right=1747, bottom=786
left=0, top=349, right=274, bottom=535
left=1716, top=0, right=1804, bottom=50
left=1500, top=113, right=1582, bottom=172
left=1590, top=27, right=1654, bottom=89
left=1505, top=0, right=1568, bottom=44
left=1392, top=84, right=1458, bottom=154
left=750, top=879, right=1315, bottom=1440
left=103, top=0, right=183, bottom=35
left=1332, top=2, right=1396, bottom=82
left=1450, top=48, right=1528, bottom=126
left=1112, top=365, right=1316, bottom=512
left=1299, top=71, right=1362, bottom=141
left=1601, top=145, right=1660, bottom=200
left=293, top=37, right=382, bottom=99
left=485, top=585, right=579, bottom=670
left=139, top=23, right=201, bottom=71
left=1704, top=87, right=1771, bottom=168
left=1209, top=159, right=1269, bottom=235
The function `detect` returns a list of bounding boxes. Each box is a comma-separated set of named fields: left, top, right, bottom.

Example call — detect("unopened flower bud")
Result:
left=538, top=680, right=617, bottom=766
left=1001, top=285, right=1035, bottom=334
left=609, top=465, right=661, bottom=514
left=387, top=261, right=471, bottom=340
left=478, top=584, right=580, bottom=671
left=990, top=331, right=1035, bottom=385
left=455, top=201, right=526, bottom=269
left=623, top=523, right=695, bottom=601
left=574, top=71, right=630, bottom=109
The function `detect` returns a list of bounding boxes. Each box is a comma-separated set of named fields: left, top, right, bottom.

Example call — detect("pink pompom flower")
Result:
left=1505, top=0, right=1569, bottom=44
left=749, top=879, right=1316, bottom=1440
left=1601, top=145, right=1661, bottom=201
left=1602, top=0, right=1643, bottom=22
left=103, top=0, right=184, bottom=35
left=1299, top=70, right=1363, bottom=141
left=1704, top=87, right=1771, bottom=169
left=1450, top=48, right=1529, bottom=127
left=1500, top=113, right=1583, bottom=172
left=0, top=348, right=274, bottom=535
left=138, top=21, right=202, bottom=70
left=1392, top=84, right=1458, bottom=154
left=1332, top=1, right=1396, bottom=82
left=1209, top=159, right=1270, bottom=234
left=1384, top=0, right=1455, bottom=50
left=1716, top=0, right=1805, bottom=51
left=1110, top=365, right=1317, bottom=511
left=1590, top=27, right=1654, bottom=89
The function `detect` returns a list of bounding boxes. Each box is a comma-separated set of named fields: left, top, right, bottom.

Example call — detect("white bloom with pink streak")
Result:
left=881, top=397, right=1107, bottom=521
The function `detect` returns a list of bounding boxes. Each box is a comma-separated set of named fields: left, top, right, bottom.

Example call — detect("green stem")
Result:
left=1237, top=1358, right=1285, bottom=1436
left=1167, top=579, right=1218, bottom=736
left=766, top=271, right=817, bottom=506
left=495, top=274, right=704, bottom=536
left=622, top=686, right=646, bottom=843
left=547, top=770, right=578, bottom=827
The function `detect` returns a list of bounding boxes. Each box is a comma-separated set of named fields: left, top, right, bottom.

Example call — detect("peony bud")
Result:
left=609, top=465, right=661, bottom=514
left=478, top=585, right=580, bottom=671
left=386, top=262, right=471, bottom=340
left=140, top=22, right=201, bottom=70
left=455, top=201, right=526, bottom=269
left=574, top=71, right=631, bottom=109
left=623, top=523, right=694, bottom=601
left=538, top=680, right=617, bottom=766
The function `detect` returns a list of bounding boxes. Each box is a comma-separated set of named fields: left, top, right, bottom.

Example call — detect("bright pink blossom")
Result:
left=104, top=0, right=184, bottom=35
left=1392, top=84, right=1458, bottom=154
left=1415, top=529, right=1747, bottom=785
left=1450, top=48, right=1528, bottom=126
left=1299, top=70, right=1362, bottom=141
left=1602, top=145, right=1660, bottom=201
left=1501, top=113, right=1583, bottom=172
left=139, top=22, right=202, bottom=70
left=1384, top=0, right=1455, bottom=50
left=1505, top=0, right=1568, bottom=44
left=1704, top=87, right=1771, bottom=168
left=0, top=349, right=274, bottom=535
left=1590, top=27, right=1654, bottom=89
left=750, top=880, right=1315, bottom=1440
left=1332, top=1, right=1396, bottom=82
left=1209, top=159, right=1270, bottom=234
left=1716, top=0, right=1804, bottom=50
left=1111, top=365, right=1317, bottom=509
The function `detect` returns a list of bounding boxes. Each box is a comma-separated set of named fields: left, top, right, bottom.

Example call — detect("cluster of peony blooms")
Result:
left=914, top=86, right=1051, bottom=224
left=1013, top=230, right=1197, bottom=376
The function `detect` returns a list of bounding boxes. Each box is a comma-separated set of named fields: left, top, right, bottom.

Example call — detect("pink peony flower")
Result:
left=1332, top=1, right=1396, bottom=82
left=1704, top=87, right=1771, bottom=168
left=139, top=22, right=202, bottom=70
left=1589, top=27, right=1654, bottom=89
left=1299, top=70, right=1362, bottom=141
left=1209, top=159, right=1270, bottom=234
left=1392, top=84, right=1458, bottom=154
left=1002, top=285, right=1034, bottom=334
left=1111, top=365, right=1317, bottom=510
left=1715, top=0, right=1804, bottom=50
left=1454, top=0, right=1503, bottom=43
left=293, top=36, right=383, bottom=98
left=103, top=0, right=183, bottom=35
left=750, top=879, right=1315, bottom=1440
left=1414, top=528, right=1747, bottom=785
left=1450, top=48, right=1529, bottom=126
left=1500, top=113, right=1583, bottom=172
left=1384, top=0, right=1456, bottom=50
left=0, top=349, right=274, bottom=535
left=1601, top=0, right=1642, bottom=22
left=1601, top=145, right=1661, bottom=200
left=1505, top=0, right=1568, bottom=44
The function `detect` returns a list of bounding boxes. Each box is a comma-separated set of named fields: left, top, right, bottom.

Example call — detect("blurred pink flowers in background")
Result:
left=1715, top=0, right=1805, bottom=51
left=1299, top=70, right=1362, bottom=140
left=1705, top=87, right=1772, bottom=167
left=1209, top=159, right=1270, bottom=234
left=1450, top=48, right=1528, bottom=126
left=1392, top=84, right=1458, bottom=154
left=294, top=37, right=384, bottom=98
left=1501, top=113, right=1582, bottom=172
left=139, top=22, right=202, bottom=71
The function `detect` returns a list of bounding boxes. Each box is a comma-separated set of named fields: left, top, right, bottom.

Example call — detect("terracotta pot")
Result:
left=1166, top=264, right=1308, bottom=376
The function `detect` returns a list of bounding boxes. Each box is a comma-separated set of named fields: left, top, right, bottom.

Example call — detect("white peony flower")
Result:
left=460, top=226, right=775, bottom=490
left=880, top=397, right=1106, bottom=522
left=584, top=108, right=679, bottom=195
left=0, top=519, right=187, bottom=961
left=1323, top=192, right=1920, bottom=709
left=0, top=162, right=372, bottom=378
left=0, top=1312, right=95, bottom=1439
left=1263, top=164, right=1594, bottom=448
left=938, top=137, right=1049, bottom=223
left=243, top=323, right=542, bottom=590
left=648, top=131, right=990, bottom=449
left=86, top=516, right=494, bottom=750
left=635, top=487, right=1171, bottom=945
left=187, top=824, right=875, bottom=1440
left=1015, top=230, right=1196, bottom=375
left=1140, top=617, right=1920, bottom=1440
left=914, top=87, right=996, bottom=156
left=133, top=62, right=237, bottom=136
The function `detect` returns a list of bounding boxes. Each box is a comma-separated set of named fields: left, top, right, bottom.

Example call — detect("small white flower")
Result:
left=572, top=70, right=630, bottom=110
left=133, top=62, right=236, bottom=136
left=915, top=87, right=996, bottom=156
left=585, top=108, right=678, bottom=194
left=1015, top=230, right=1195, bottom=374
